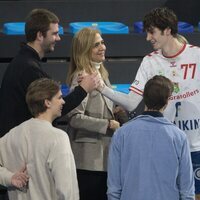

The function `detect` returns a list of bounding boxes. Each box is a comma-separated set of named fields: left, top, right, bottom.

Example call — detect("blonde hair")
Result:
left=176, top=34, right=188, bottom=44
left=66, top=27, right=108, bottom=85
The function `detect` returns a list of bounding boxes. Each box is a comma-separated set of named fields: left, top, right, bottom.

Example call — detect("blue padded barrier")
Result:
left=133, top=21, right=144, bottom=33
left=134, top=21, right=194, bottom=33
left=178, top=22, right=194, bottom=33
left=69, top=22, right=129, bottom=34
left=62, top=84, right=130, bottom=96
left=112, top=84, right=131, bottom=94
left=61, top=84, right=70, bottom=97
left=197, top=22, right=200, bottom=32
left=3, top=22, right=64, bottom=35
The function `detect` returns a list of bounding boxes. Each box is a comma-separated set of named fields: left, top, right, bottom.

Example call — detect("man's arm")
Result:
left=0, top=164, right=13, bottom=187
left=99, top=57, right=150, bottom=112
left=101, top=86, right=142, bottom=112
left=178, top=139, right=195, bottom=200
left=107, top=130, right=122, bottom=200
left=61, top=85, right=87, bottom=115
left=0, top=165, right=28, bottom=189
left=61, top=73, right=100, bottom=115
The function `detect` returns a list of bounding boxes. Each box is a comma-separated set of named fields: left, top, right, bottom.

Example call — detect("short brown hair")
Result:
left=143, top=75, right=173, bottom=110
left=25, top=8, right=59, bottom=42
left=26, top=78, right=60, bottom=117
left=143, top=7, right=178, bottom=36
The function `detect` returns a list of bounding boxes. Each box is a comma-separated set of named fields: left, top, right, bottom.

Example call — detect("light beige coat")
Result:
left=67, top=72, right=115, bottom=171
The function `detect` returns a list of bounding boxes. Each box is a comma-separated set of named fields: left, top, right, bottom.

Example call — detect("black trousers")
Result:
left=77, top=169, right=107, bottom=200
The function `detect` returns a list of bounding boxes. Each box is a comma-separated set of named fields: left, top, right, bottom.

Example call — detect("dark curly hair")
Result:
left=143, top=7, right=178, bottom=36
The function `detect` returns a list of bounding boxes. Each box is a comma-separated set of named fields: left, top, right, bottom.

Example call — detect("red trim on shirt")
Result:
left=129, top=86, right=143, bottom=96
left=163, top=43, right=186, bottom=58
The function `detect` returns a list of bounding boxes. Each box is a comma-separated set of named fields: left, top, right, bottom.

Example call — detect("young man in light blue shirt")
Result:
left=107, top=75, right=194, bottom=200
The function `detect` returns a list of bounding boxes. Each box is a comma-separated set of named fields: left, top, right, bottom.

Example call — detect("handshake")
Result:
left=78, top=71, right=105, bottom=93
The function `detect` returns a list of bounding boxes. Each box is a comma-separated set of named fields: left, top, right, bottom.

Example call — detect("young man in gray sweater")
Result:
left=0, top=78, right=79, bottom=200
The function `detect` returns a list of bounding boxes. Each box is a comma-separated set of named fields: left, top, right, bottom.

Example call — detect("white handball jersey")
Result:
left=130, top=43, right=200, bottom=152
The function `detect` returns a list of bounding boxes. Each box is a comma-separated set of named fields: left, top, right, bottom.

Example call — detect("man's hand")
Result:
left=80, top=72, right=100, bottom=93
left=11, top=166, right=29, bottom=189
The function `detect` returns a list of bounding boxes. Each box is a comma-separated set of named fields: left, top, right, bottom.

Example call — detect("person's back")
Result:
left=107, top=75, right=194, bottom=200
left=108, top=115, right=193, bottom=200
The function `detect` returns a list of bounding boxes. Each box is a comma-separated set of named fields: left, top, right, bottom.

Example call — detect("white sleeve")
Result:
left=101, top=58, right=150, bottom=112
left=101, top=86, right=142, bottom=112
left=0, top=166, right=13, bottom=187
left=129, top=57, right=149, bottom=95
left=0, top=137, right=14, bottom=187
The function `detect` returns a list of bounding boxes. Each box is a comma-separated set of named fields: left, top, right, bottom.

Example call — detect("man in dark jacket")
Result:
left=0, top=9, right=98, bottom=199
left=0, top=8, right=98, bottom=137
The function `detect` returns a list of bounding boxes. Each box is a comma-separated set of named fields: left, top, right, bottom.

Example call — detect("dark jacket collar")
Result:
left=20, top=43, right=41, bottom=61
left=142, top=111, right=163, bottom=117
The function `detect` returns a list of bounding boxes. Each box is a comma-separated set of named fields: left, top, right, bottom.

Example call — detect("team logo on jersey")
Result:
left=169, top=89, right=199, bottom=101
left=169, top=61, right=177, bottom=68
left=133, top=80, right=139, bottom=85
left=173, top=82, right=180, bottom=93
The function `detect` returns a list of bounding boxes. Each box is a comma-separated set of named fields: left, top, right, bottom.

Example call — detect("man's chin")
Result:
left=49, top=47, right=55, bottom=52
left=152, top=44, right=160, bottom=50
left=151, top=45, right=156, bottom=49
left=45, top=47, right=55, bottom=53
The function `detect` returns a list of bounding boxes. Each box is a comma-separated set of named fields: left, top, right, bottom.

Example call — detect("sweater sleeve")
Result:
left=0, top=138, right=14, bottom=187
left=0, top=154, right=14, bottom=187
left=48, top=132, right=79, bottom=200
left=0, top=166, right=13, bottom=187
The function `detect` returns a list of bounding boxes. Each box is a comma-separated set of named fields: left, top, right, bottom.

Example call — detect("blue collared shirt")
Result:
left=107, top=112, right=194, bottom=200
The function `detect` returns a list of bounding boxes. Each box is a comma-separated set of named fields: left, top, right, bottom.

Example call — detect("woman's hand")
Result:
left=108, top=120, right=120, bottom=131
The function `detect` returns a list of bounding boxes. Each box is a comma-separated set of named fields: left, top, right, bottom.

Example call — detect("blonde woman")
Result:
left=66, top=27, right=120, bottom=200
